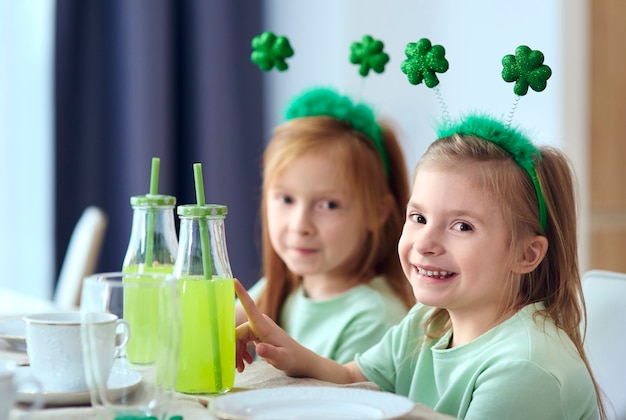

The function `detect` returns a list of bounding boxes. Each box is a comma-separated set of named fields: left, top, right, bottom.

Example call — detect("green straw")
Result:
left=192, top=163, right=212, bottom=279
left=145, top=157, right=160, bottom=267
left=193, top=163, right=222, bottom=390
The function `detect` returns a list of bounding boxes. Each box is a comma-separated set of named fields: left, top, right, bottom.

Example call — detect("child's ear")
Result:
left=512, top=235, right=549, bottom=274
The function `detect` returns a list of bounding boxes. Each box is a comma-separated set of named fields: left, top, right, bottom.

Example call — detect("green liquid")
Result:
left=175, top=276, right=235, bottom=394
left=122, top=264, right=174, bottom=364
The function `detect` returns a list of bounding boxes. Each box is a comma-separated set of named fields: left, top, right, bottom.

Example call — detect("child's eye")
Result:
left=409, top=213, right=426, bottom=224
left=278, top=195, right=293, bottom=204
left=318, top=200, right=339, bottom=210
left=452, top=222, right=472, bottom=232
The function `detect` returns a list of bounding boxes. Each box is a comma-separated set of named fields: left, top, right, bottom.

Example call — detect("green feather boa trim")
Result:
left=436, top=114, right=547, bottom=233
left=285, top=87, right=389, bottom=175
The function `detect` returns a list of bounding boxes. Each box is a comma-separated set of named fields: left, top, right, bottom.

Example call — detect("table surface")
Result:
left=0, top=307, right=456, bottom=420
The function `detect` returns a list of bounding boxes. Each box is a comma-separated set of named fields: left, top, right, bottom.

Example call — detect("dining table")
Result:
left=0, top=291, right=456, bottom=420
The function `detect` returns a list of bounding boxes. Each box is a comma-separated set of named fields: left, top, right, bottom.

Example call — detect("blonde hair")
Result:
left=257, top=116, right=415, bottom=321
left=416, top=133, right=605, bottom=418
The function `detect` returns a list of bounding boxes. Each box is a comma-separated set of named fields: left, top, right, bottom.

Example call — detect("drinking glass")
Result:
left=80, top=272, right=180, bottom=420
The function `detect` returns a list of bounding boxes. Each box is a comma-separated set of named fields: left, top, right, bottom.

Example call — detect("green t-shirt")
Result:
left=355, top=303, right=599, bottom=420
left=247, top=277, right=407, bottom=363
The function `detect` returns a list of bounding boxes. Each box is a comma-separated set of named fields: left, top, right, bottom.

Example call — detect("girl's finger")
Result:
left=234, top=279, right=265, bottom=323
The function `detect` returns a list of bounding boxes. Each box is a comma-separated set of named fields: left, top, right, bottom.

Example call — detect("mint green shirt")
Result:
left=356, top=303, right=599, bottom=420
left=247, top=277, right=407, bottom=364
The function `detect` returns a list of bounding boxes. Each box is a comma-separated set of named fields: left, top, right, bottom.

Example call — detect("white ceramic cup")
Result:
left=0, top=359, right=44, bottom=420
left=23, top=311, right=129, bottom=393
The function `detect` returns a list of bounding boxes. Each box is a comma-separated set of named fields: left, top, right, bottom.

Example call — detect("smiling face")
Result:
left=398, top=165, right=515, bottom=326
left=266, top=152, right=369, bottom=287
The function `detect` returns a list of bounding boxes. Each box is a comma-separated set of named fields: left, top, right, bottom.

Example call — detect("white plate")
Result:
left=0, top=317, right=26, bottom=351
left=15, top=366, right=143, bottom=406
left=211, top=386, right=415, bottom=420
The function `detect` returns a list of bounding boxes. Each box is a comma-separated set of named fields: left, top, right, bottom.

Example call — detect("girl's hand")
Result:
left=234, top=279, right=303, bottom=375
left=234, top=279, right=366, bottom=385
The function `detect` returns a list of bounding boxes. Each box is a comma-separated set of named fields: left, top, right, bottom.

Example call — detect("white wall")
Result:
left=561, top=0, right=590, bottom=271
left=0, top=0, right=55, bottom=297
left=263, top=0, right=590, bottom=269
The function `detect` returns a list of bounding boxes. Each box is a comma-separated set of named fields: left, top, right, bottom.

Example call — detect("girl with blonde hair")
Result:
left=235, top=114, right=604, bottom=419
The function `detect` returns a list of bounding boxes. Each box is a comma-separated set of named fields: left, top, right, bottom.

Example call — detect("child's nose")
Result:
left=289, top=206, right=314, bottom=234
left=414, top=227, right=444, bottom=256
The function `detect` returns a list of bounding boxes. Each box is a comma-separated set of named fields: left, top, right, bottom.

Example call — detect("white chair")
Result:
left=582, top=269, right=626, bottom=420
left=53, top=206, right=108, bottom=309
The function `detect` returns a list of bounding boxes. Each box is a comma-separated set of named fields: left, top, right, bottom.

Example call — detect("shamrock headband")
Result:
left=249, top=32, right=391, bottom=176
left=284, top=87, right=390, bottom=176
left=250, top=31, right=390, bottom=77
left=399, top=39, right=551, bottom=234
left=436, top=115, right=548, bottom=233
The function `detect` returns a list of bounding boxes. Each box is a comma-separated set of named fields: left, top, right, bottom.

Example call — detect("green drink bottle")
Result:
left=173, top=204, right=235, bottom=394
left=122, top=194, right=178, bottom=364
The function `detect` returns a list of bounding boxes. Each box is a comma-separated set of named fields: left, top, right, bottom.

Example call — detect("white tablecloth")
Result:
left=4, top=357, right=454, bottom=419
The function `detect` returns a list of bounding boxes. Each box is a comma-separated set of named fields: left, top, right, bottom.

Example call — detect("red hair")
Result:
left=256, top=116, right=415, bottom=321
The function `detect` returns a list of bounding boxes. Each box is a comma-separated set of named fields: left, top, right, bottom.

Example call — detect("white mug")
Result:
left=23, top=311, right=129, bottom=393
left=0, top=359, right=44, bottom=420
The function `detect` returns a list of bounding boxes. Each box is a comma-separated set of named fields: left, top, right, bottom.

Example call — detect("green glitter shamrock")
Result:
left=400, top=38, right=449, bottom=88
left=250, top=31, right=294, bottom=72
left=349, top=35, right=390, bottom=77
left=502, top=45, right=552, bottom=96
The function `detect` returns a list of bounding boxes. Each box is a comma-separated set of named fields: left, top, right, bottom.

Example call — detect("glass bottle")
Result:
left=173, top=204, right=235, bottom=394
left=122, top=194, right=178, bottom=274
left=122, top=194, right=178, bottom=364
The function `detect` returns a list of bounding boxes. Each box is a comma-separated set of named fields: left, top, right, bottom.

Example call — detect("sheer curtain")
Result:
left=53, top=0, right=264, bottom=289
left=0, top=0, right=55, bottom=298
